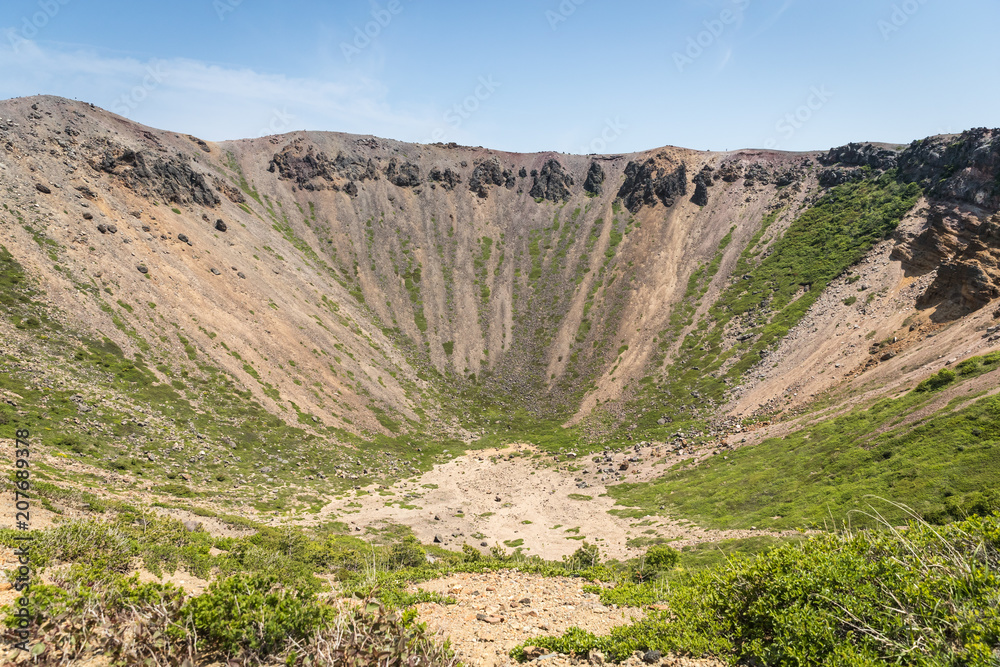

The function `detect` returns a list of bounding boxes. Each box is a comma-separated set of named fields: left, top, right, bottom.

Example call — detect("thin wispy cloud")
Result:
left=747, top=0, right=796, bottom=40
left=0, top=37, right=433, bottom=141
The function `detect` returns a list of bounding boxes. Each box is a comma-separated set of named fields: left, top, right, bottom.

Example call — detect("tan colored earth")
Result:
left=311, top=444, right=802, bottom=561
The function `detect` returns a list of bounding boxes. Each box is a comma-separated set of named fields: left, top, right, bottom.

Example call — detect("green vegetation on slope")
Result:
left=633, top=174, right=922, bottom=439
left=611, top=352, right=1000, bottom=530
left=513, top=513, right=1000, bottom=666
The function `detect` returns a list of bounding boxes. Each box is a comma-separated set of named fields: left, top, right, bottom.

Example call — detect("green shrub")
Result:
left=514, top=514, right=1000, bottom=665
left=33, top=520, right=135, bottom=573
left=644, top=544, right=680, bottom=570
left=563, top=542, right=600, bottom=570
left=390, top=535, right=427, bottom=568
left=183, top=573, right=330, bottom=659
left=915, top=368, right=957, bottom=392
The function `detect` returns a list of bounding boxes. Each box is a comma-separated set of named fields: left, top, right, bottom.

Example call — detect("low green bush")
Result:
left=184, top=573, right=330, bottom=659
left=914, top=368, right=957, bottom=392
left=513, top=514, right=1000, bottom=665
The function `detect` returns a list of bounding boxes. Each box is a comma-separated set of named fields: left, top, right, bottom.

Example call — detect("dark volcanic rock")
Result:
left=583, top=161, right=605, bottom=196
left=818, top=168, right=866, bottom=188
left=215, top=219, right=227, bottom=232
left=268, top=141, right=379, bottom=191
left=774, top=168, right=800, bottom=187
left=75, top=185, right=97, bottom=199
left=616, top=159, right=687, bottom=213
left=898, top=128, right=1000, bottom=209
left=429, top=167, right=462, bottom=191
left=691, top=165, right=714, bottom=206
left=743, top=164, right=772, bottom=187
left=385, top=158, right=421, bottom=187
left=717, top=161, right=743, bottom=183
left=95, top=149, right=220, bottom=206
left=468, top=157, right=513, bottom=198
left=344, top=181, right=359, bottom=197
left=35, top=183, right=51, bottom=194
left=530, top=159, right=574, bottom=202
left=820, top=142, right=899, bottom=171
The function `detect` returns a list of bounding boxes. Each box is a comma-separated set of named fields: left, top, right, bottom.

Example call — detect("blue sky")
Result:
left=1, top=0, right=997, bottom=154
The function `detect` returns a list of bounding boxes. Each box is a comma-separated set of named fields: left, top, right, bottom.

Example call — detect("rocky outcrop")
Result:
left=816, top=143, right=899, bottom=190
left=468, top=158, right=514, bottom=198
left=743, top=163, right=773, bottom=188
left=429, top=167, right=462, bottom=191
left=530, top=159, right=574, bottom=202
left=268, top=142, right=379, bottom=191
left=268, top=144, right=337, bottom=189
left=820, top=143, right=899, bottom=171
left=616, top=159, right=687, bottom=213
left=898, top=128, right=1000, bottom=210
left=94, top=149, right=220, bottom=206
left=691, top=166, right=714, bottom=206
left=583, top=162, right=605, bottom=196
left=385, top=158, right=421, bottom=188
left=717, top=161, right=743, bottom=183
left=213, top=177, right=246, bottom=204
left=892, top=206, right=1000, bottom=320
left=818, top=168, right=866, bottom=188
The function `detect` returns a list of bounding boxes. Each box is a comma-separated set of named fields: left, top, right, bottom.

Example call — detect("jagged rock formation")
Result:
left=385, top=158, right=421, bottom=188
left=898, top=128, right=1000, bottom=209
left=893, top=206, right=1000, bottom=320
left=820, top=142, right=899, bottom=171
left=267, top=140, right=380, bottom=190
left=529, top=159, right=574, bottom=202
left=717, top=161, right=743, bottom=183
left=691, top=165, right=714, bottom=206
left=616, top=158, right=687, bottom=213
left=429, top=167, right=462, bottom=191
left=93, top=147, right=220, bottom=206
left=468, top=157, right=515, bottom=198
left=583, top=162, right=605, bottom=196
